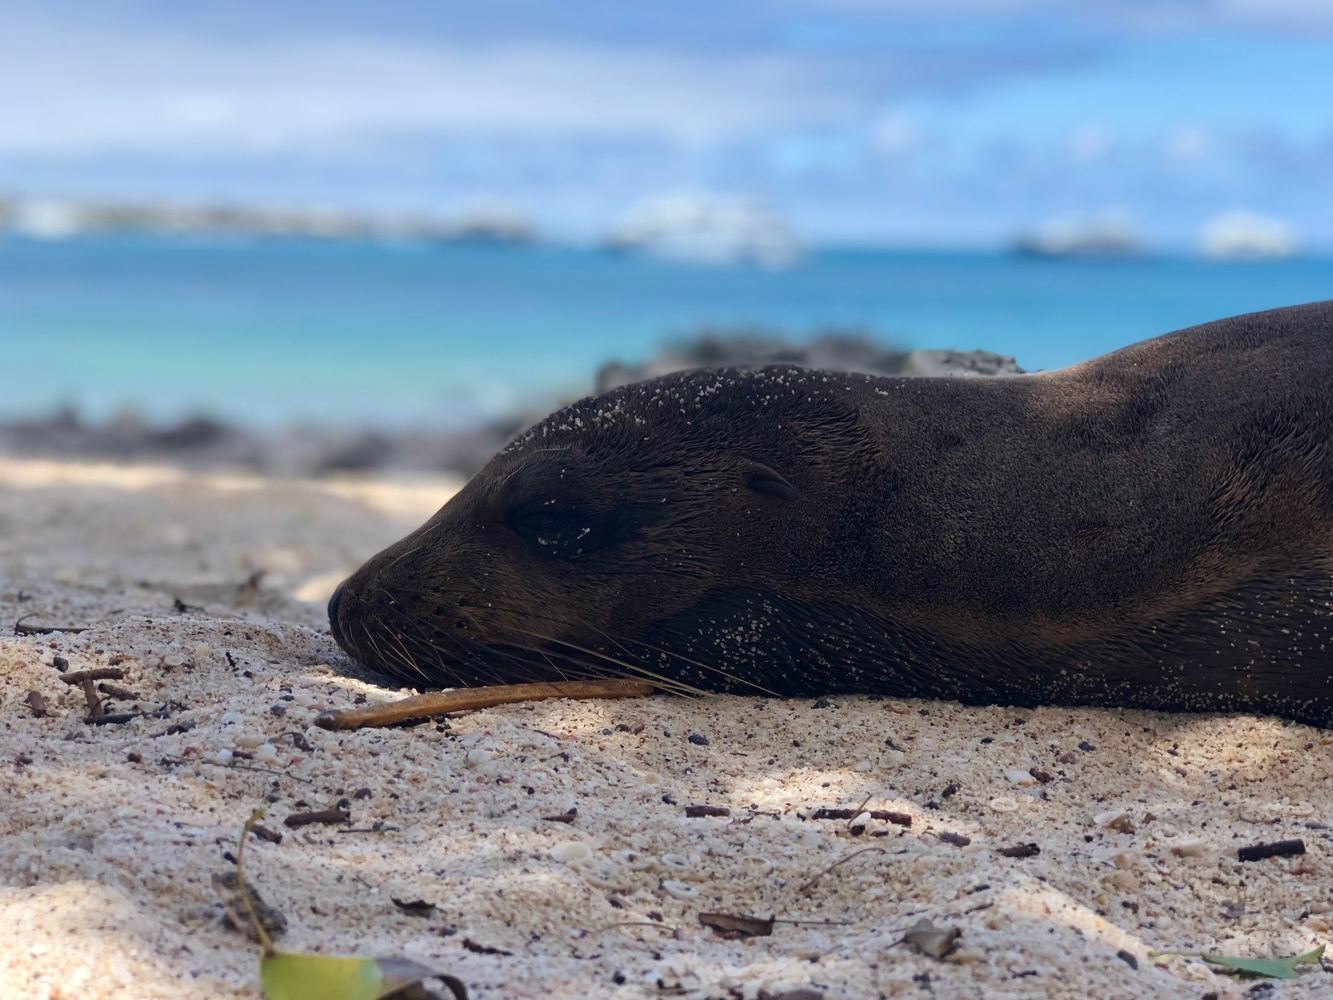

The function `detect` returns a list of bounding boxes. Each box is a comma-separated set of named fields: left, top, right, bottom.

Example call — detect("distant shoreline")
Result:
left=4, top=227, right=1333, bottom=261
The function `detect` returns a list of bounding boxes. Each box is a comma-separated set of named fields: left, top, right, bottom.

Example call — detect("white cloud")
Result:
left=1216, top=0, right=1333, bottom=30
left=1199, top=208, right=1300, bottom=258
left=1066, top=123, right=1113, bottom=163
left=793, top=0, right=1333, bottom=32
left=1162, top=124, right=1213, bottom=163
left=872, top=112, right=922, bottom=156
left=0, top=18, right=873, bottom=157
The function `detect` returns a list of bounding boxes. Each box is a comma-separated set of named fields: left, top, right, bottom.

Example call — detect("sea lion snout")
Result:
left=327, top=582, right=347, bottom=647
left=324, top=416, right=776, bottom=688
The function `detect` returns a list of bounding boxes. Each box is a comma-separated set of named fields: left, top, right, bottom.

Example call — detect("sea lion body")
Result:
left=331, top=302, right=1333, bottom=725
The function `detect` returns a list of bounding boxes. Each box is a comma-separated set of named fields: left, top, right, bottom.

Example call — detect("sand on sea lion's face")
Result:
left=2, top=455, right=1331, bottom=1000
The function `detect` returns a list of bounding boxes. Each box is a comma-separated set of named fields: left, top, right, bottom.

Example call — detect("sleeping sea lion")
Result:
left=329, top=302, right=1333, bottom=725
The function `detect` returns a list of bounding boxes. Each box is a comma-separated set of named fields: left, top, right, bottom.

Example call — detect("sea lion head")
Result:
left=329, top=367, right=876, bottom=693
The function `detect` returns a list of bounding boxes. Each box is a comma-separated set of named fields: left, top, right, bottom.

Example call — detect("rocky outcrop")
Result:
left=596, top=330, right=1022, bottom=393
left=1, top=330, right=1023, bottom=476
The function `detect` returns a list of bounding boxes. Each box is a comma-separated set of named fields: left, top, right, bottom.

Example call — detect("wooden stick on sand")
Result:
left=314, top=678, right=656, bottom=731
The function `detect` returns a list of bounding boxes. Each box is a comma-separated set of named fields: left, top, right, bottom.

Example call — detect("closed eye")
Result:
left=506, top=504, right=602, bottom=556
left=511, top=509, right=576, bottom=536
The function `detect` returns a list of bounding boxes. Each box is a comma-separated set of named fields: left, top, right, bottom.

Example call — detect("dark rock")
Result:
left=595, top=329, right=1023, bottom=393
left=0, top=330, right=1021, bottom=479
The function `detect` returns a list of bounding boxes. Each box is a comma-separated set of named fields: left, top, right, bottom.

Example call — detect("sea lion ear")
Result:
left=741, top=461, right=800, bottom=501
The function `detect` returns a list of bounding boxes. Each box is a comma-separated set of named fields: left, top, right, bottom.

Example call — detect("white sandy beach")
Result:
left=1, top=455, right=1330, bottom=999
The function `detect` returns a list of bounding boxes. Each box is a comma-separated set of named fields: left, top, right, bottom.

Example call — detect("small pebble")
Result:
left=465, top=748, right=495, bottom=768
left=1171, top=839, right=1210, bottom=858
left=1106, top=870, right=1139, bottom=892
left=213, top=749, right=234, bottom=765
left=162, top=653, right=186, bottom=669
left=549, top=842, right=592, bottom=863
left=254, top=743, right=278, bottom=764
left=660, top=880, right=700, bottom=900
left=233, top=732, right=264, bottom=750
left=1005, top=769, right=1036, bottom=786
left=687, top=733, right=709, bottom=747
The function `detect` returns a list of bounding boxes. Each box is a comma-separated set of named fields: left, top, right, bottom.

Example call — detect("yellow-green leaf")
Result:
left=260, top=950, right=438, bottom=1000
left=1200, top=945, right=1324, bottom=980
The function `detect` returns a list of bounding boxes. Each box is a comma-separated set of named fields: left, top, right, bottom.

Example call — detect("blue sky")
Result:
left=3, top=1, right=1332, bottom=248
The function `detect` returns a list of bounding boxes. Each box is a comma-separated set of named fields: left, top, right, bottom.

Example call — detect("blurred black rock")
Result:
left=596, top=329, right=1022, bottom=393
left=0, top=330, right=1021, bottom=477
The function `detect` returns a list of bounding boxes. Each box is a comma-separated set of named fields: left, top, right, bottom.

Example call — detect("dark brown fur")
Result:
left=331, top=302, right=1333, bottom=725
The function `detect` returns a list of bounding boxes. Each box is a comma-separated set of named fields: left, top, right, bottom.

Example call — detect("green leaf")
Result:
left=1199, top=945, right=1325, bottom=980
left=260, top=950, right=439, bottom=1000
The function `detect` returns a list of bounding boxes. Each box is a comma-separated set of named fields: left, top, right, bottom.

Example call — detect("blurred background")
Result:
left=2, top=0, right=1331, bottom=475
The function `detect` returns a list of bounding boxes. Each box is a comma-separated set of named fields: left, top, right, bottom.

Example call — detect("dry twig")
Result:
left=314, top=679, right=655, bottom=731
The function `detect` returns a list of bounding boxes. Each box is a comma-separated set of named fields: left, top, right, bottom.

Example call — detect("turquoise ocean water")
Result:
left=2, top=235, right=1330, bottom=429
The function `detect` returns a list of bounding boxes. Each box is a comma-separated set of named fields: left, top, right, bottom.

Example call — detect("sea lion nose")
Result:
left=327, top=582, right=347, bottom=646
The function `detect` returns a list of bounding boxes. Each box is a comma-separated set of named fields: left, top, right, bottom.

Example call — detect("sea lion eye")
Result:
left=506, top=504, right=599, bottom=555
left=512, top=508, right=575, bottom=536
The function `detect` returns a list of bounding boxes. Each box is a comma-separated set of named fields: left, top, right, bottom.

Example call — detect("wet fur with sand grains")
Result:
left=330, top=301, right=1333, bottom=726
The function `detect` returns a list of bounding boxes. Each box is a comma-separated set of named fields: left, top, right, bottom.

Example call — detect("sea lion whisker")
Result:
left=474, top=643, right=580, bottom=686
left=389, top=611, right=601, bottom=690
left=360, top=621, right=421, bottom=682
left=591, top=631, right=780, bottom=697
left=446, top=623, right=698, bottom=696
left=379, top=620, right=437, bottom=685
left=358, top=622, right=390, bottom=667
left=408, top=601, right=719, bottom=697
left=550, top=618, right=752, bottom=690
left=383, top=628, right=432, bottom=684
left=396, top=611, right=603, bottom=688
left=362, top=582, right=736, bottom=696
left=360, top=609, right=462, bottom=687
left=503, top=629, right=706, bottom=698
left=394, top=619, right=509, bottom=688
left=492, top=611, right=770, bottom=696
left=430, top=599, right=709, bottom=687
